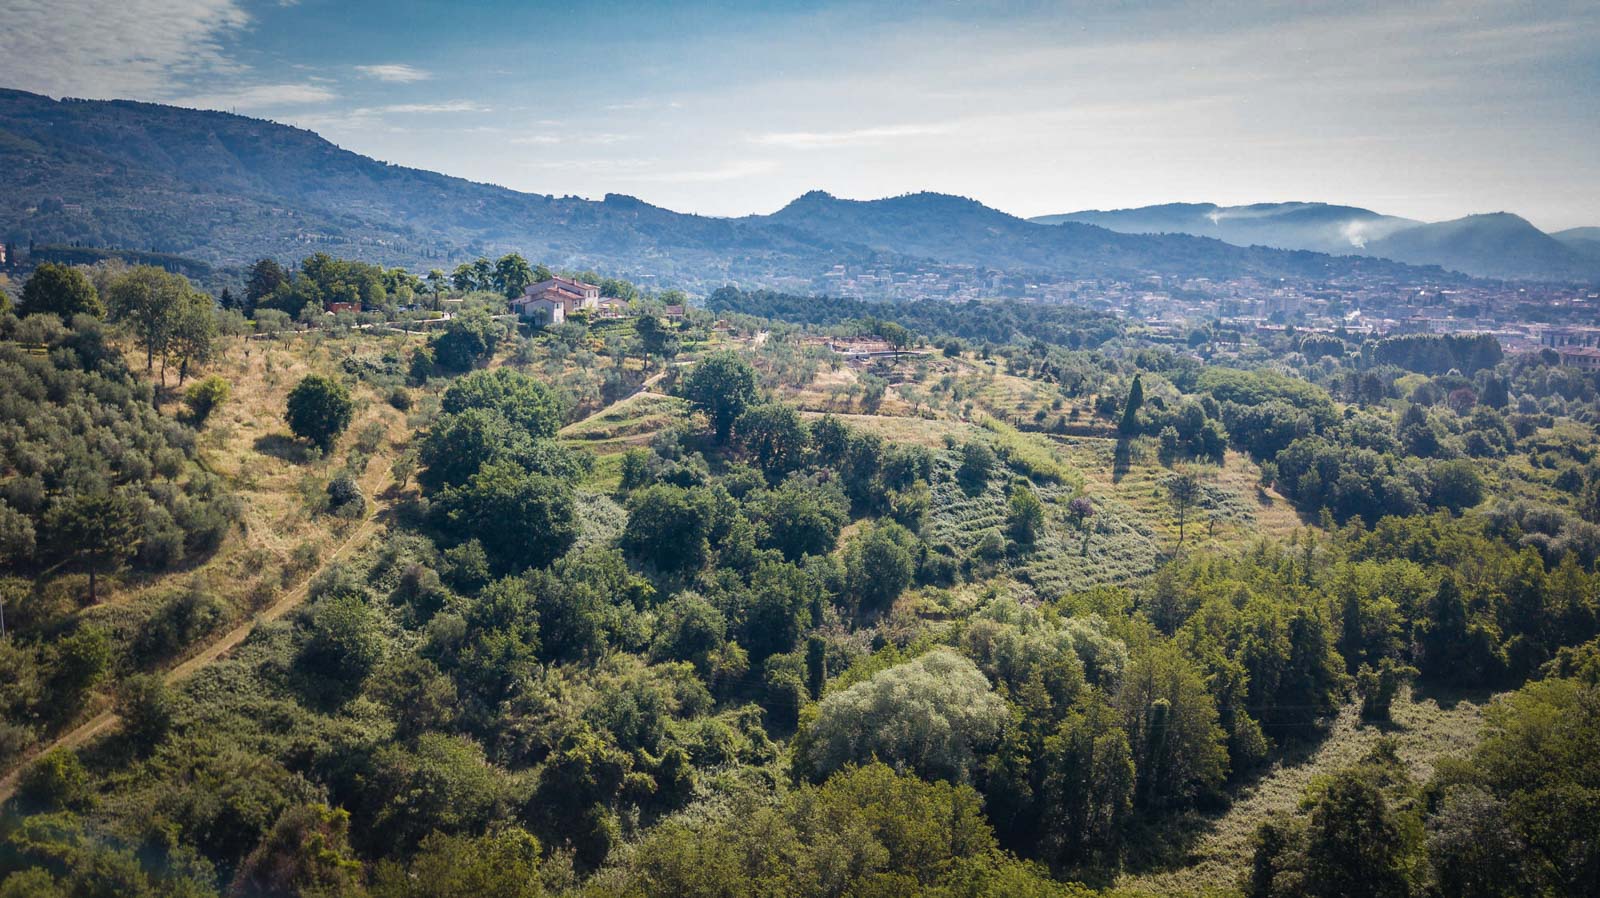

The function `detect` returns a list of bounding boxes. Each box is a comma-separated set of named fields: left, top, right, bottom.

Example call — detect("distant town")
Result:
left=794, top=260, right=1600, bottom=359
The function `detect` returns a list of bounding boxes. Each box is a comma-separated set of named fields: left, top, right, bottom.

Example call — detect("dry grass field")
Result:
left=0, top=330, right=417, bottom=793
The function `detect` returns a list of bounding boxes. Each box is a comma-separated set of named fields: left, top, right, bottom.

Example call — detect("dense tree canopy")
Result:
left=19, top=262, right=102, bottom=319
left=10, top=264, right=1600, bottom=898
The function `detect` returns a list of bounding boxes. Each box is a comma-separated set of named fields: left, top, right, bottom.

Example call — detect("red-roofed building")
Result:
left=511, top=276, right=600, bottom=324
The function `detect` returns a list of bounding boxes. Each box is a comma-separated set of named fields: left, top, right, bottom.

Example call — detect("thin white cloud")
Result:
left=603, top=98, right=682, bottom=111
left=371, top=100, right=491, bottom=114
left=355, top=63, right=431, bottom=83
left=0, top=0, right=252, bottom=99
left=175, top=82, right=336, bottom=111
left=509, top=132, right=634, bottom=146
left=750, top=123, right=951, bottom=149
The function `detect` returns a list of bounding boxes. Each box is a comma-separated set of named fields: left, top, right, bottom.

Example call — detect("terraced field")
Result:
left=558, top=390, right=690, bottom=451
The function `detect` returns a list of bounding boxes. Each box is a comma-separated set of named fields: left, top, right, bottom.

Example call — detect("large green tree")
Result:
left=285, top=374, right=355, bottom=451
left=844, top=519, right=916, bottom=613
left=245, top=258, right=289, bottom=308
left=45, top=491, right=141, bottom=603
left=432, top=462, right=579, bottom=573
left=107, top=266, right=185, bottom=371
left=799, top=649, right=1007, bottom=783
left=440, top=367, right=567, bottom=437
left=493, top=253, right=535, bottom=298
left=20, top=263, right=102, bottom=319
left=734, top=402, right=809, bottom=479
left=107, top=266, right=216, bottom=382
left=622, top=484, right=717, bottom=575
left=167, top=289, right=217, bottom=385
left=1116, top=642, right=1228, bottom=810
left=679, top=350, right=759, bottom=442
left=1303, top=771, right=1411, bottom=898
left=748, top=478, right=848, bottom=561
left=1120, top=374, right=1145, bottom=434
left=431, top=311, right=503, bottom=371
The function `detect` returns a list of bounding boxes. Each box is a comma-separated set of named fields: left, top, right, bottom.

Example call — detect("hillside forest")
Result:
left=0, top=255, right=1597, bottom=898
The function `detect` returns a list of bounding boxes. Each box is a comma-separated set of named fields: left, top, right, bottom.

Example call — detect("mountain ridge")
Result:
left=1363, top=212, right=1595, bottom=282
left=1031, top=201, right=1420, bottom=255
left=1032, top=201, right=1598, bottom=282
left=0, top=88, right=1521, bottom=289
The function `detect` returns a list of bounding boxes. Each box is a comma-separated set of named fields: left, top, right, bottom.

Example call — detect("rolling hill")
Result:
left=1033, top=201, right=1419, bottom=255
left=1554, top=227, right=1600, bottom=268
left=1363, top=212, right=1596, bottom=282
left=0, top=88, right=908, bottom=289
left=0, top=87, right=1473, bottom=290
left=754, top=191, right=1435, bottom=281
left=1034, top=202, right=1600, bottom=282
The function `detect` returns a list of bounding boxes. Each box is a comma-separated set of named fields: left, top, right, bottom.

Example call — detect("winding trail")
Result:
left=3, top=346, right=687, bottom=803
left=0, top=468, right=390, bottom=804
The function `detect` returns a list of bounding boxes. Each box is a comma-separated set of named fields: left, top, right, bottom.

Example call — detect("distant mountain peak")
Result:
left=1364, top=211, right=1590, bottom=281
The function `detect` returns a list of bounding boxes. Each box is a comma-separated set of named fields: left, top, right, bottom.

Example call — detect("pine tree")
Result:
left=46, top=491, right=141, bottom=603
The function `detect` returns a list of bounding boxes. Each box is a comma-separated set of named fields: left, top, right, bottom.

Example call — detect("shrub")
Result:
left=299, top=593, right=384, bottom=687
left=183, top=375, right=231, bottom=425
left=253, top=308, right=291, bottom=335
left=116, top=673, right=174, bottom=750
left=327, top=473, right=366, bottom=518
left=354, top=420, right=387, bottom=454
left=17, top=749, right=93, bottom=812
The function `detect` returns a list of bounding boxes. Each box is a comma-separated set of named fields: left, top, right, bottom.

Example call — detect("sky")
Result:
left=2, top=0, right=1598, bottom=230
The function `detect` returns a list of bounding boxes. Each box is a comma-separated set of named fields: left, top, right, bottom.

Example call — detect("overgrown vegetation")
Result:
left=3, top=266, right=1599, bottom=898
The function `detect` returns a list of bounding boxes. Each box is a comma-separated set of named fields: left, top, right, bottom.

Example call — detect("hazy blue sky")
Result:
left=3, top=0, right=1597, bottom=229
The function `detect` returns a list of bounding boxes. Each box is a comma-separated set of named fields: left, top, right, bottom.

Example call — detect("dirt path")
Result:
left=0, top=452, right=393, bottom=804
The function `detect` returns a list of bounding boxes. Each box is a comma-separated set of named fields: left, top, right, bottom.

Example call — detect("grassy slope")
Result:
left=0, top=329, right=416, bottom=795
left=566, top=345, right=1312, bottom=599
left=1116, top=686, right=1491, bottom=896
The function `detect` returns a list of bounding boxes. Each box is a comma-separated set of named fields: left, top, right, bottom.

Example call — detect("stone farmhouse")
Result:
left=511, top=276, right=600, bottom=324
